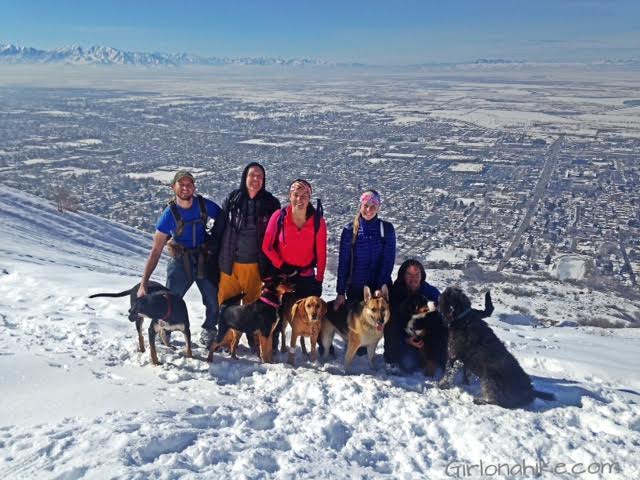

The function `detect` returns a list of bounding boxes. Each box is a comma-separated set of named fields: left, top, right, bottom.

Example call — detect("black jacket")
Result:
left=211, top=162, right=281, bottom=277
left=384, top=259, right=441, bottom=363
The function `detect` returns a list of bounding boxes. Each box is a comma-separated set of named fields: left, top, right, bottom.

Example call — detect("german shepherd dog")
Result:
left=438, top=287, right=555, bottom=408
left=403, top=295, right=448, bottom=377
left=207, top=278, right=294, bottom=363
left=89, top=281, right=192, bottom=365
left=320, top=285, right=391, bottom=371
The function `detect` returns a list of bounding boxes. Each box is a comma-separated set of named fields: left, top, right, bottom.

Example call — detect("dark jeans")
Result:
left=291, top=274, right=322, bottom=299
left=167, top=254, right=218, bottom=330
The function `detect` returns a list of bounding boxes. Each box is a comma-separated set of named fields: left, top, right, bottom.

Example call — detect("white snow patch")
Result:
left=550, top=254, right=593, bottom=281
left=426, top=247, right=478, bottom=264
left=238, top=138, right=300, bottom=147
left=449, top=163, right=484, bottom=173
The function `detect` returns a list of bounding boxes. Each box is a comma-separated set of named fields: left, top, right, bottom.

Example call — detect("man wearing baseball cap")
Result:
left=138, top=169, right=221, bottom=345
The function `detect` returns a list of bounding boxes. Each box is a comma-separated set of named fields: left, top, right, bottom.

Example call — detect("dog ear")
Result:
left=291, top=300, right=301, bottom=320
left=363, top=286, right=372, bottom=303
left=319, top=300, right=327, bottom=319
left=380, top=284, right=389, bottom=302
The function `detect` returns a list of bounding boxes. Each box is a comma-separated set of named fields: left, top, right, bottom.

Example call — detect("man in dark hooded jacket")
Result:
left=384, top=258, right=440, bottom=371
left=210, top=162, right=280, bottom=341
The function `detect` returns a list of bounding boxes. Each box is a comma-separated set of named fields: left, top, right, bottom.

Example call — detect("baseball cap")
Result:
left=172, top=170, right=195, bottom=185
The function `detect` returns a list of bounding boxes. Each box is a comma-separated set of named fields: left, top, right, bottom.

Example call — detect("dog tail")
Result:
left=480, top=291, right=494, bottom=318
left=533, top=389, right=556, bottom=401
left=89, top=289, right=132, bottom=299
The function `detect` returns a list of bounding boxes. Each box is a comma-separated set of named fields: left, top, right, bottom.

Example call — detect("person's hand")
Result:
left=334, top=294, right=346, bottom=311
left=136, top=283, right=147, bottom=298
left=406, top=336, right=424, bottom=349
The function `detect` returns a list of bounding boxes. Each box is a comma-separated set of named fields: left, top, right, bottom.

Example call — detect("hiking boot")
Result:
left=356, top=346, right=367, bottom=356
left=199, top=327, right=217, bottom=347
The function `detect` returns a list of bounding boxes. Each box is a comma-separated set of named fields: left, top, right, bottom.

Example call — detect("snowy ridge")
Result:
left=0, top=185, right=639, bottom=478
left=0, top=43, right=329, bottom=67
left=3, top=43, right=639, bottom=69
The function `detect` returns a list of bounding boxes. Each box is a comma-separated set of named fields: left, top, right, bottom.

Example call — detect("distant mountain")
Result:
left=2, top=43, right=639, bottom=69
left=0, top=43, right=330, bottom=66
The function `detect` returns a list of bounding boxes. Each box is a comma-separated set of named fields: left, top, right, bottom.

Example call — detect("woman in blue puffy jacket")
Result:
left=333, top=189, right=396, bottom=310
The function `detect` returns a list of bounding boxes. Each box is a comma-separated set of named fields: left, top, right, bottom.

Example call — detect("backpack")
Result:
left=273, top=198, right=323, bottom=268
left=166, top=194, right=211, bottom=246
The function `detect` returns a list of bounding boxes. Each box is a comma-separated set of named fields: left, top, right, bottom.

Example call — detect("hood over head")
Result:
left=240, top=162, right=266, bottom=196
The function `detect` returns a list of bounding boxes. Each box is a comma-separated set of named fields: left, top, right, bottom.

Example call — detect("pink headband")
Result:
left=360, top=191, right=381, bottom=206
left=290, top=180, right=312, bottom=197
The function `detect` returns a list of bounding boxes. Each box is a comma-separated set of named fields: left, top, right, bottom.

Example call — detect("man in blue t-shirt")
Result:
left=138, top=170, right=221, bottom=345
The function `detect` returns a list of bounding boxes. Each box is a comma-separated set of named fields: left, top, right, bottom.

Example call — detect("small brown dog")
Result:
left=285, top=296, right=327, bottom=365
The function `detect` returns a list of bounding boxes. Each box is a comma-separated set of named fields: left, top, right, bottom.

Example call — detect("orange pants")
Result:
left=217, top=262, right=262, bottom=305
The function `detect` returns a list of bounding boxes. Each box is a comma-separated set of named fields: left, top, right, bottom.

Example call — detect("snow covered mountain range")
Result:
left=3, top=43, right=638, bottom=69
left=0, top=43, right=329, bottom=66
left=0, top=184, right=639, bottom=478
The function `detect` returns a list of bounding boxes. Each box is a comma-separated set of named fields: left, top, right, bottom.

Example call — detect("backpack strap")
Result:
left=312, top=199, right=323, bottom=268
left=167, top=195, right=209, bottom=240
left=273, top=200, right=323, bottom=270
left=197, top=194, right=208, bottom=225
left=167, top=199, right=184, bottom=237
left=273, top=207, right=288, bottom=250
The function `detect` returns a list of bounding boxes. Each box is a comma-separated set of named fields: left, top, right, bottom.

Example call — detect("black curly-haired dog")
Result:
left=437, top=287, right=554, bottom=408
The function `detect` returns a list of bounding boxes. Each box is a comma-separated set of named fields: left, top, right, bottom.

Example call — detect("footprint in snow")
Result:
left=133, top=431, right=198, bottom=465
left=323, top=418, right=351, bottom=451
left=248, top=409, right=277, bottom=430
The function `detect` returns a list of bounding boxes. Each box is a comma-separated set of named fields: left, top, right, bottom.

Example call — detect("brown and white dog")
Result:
left=286, top=296, right=327, bottom=365
left=320, top=285, right=391, bottom=371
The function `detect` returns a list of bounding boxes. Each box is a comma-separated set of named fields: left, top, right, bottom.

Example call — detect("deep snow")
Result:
left=0, top=185, right=639, bottom=479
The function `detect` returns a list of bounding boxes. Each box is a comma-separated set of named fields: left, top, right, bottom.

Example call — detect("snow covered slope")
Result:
left=0, top=185, right=639, bottom=479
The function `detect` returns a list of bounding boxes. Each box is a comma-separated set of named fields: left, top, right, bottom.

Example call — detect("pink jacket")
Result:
left=262, top=206, right=327, bottom=282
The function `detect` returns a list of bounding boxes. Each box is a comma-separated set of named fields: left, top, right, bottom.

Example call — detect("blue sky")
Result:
left=1, top=0, right=638, bottom=64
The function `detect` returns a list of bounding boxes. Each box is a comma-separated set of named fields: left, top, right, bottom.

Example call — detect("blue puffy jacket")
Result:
left=336, top=216, right=396, bottom=298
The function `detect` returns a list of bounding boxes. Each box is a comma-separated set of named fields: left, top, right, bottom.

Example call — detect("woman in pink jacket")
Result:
left=262, top=178, right=327, bottom=298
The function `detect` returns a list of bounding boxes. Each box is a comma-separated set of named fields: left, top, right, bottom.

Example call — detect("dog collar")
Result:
left=259, top=296, right=280, bottom=308
left=455, top=308, right=472, bottom=321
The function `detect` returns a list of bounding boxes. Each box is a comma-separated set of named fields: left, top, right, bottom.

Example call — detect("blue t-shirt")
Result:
left=156, top=196, right=221, bottom=248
